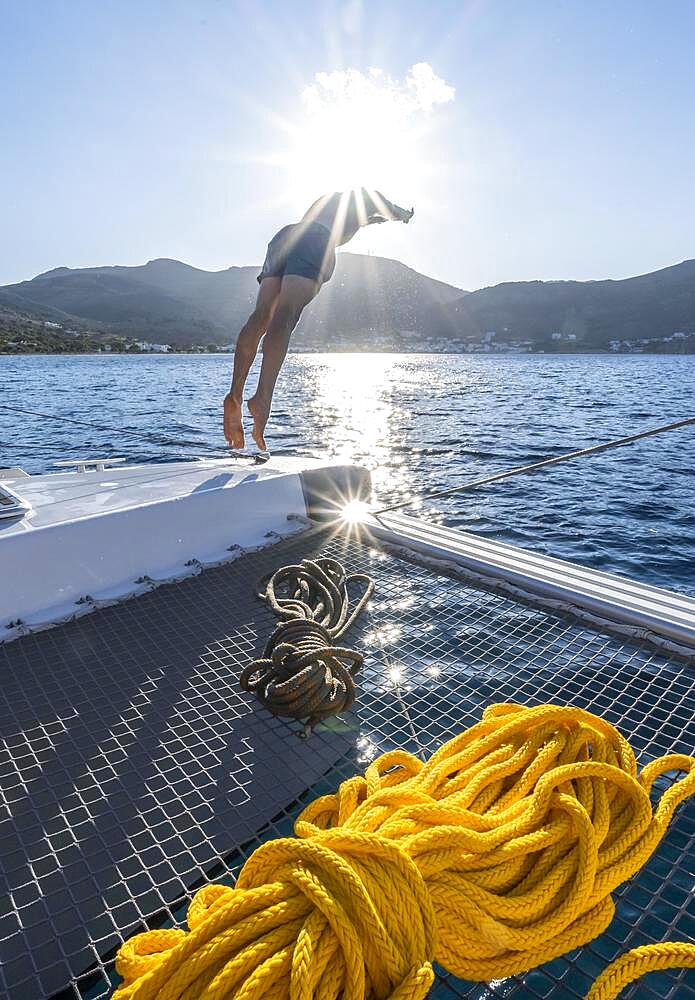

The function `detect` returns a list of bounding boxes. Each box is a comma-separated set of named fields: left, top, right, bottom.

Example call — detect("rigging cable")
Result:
left=0, top=403, right=231, bottom=457
left=375, top=416, right=695, bottom=515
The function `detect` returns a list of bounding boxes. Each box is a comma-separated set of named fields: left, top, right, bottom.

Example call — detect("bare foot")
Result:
left=247, top=394, right=270, bottom=451
left=223, top=393, right=245, bottom=449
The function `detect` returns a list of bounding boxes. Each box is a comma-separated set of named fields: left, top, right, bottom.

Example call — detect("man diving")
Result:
left=223, top=188, right=414, bottom=450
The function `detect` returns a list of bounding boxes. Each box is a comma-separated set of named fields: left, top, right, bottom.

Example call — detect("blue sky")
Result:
left=2, top=0, right=694, bottom=291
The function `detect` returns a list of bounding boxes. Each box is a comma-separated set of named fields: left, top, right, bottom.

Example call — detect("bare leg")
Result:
left=248, top=275, right=319, bottom=449
left=223, top=277, right=281, bottom=448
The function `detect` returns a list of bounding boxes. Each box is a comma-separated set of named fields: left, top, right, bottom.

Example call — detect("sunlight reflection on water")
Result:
left=301, top=352, right=415, bottom=499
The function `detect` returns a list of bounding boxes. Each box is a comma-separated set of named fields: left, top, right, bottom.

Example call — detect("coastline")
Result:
left=1, top=348, right=693, bottom=357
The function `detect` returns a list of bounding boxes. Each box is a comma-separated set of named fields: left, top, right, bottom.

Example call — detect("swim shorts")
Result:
left=257, top=221, right=336, bottom=285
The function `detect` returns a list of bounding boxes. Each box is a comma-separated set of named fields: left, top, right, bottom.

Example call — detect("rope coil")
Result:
left=239, top=558, right=374, bottom=731
left=112, top=702, right=695, bottom=999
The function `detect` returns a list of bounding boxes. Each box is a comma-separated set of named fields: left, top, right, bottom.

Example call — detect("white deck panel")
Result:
left=0, top=458, right=315, bottom=633
left=0, top=457, right=315, bottom=533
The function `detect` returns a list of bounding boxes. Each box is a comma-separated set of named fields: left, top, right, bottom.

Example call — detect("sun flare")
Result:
left=340, top=498, right=371, bottom=524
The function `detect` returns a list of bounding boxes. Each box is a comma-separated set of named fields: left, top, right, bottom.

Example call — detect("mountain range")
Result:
left=0, top=255, right=463, bottom=348
left=1, top=254, right=694, bottom=349
left=433, top=258, right=695, bottom=348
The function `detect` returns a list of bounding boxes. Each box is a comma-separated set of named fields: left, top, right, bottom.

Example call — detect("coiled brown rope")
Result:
left=239, top=558, right=374, bottom=731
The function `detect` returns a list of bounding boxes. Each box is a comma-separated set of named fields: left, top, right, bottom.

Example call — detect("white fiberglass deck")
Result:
left=0, top=458, right=318, bottom=635
left=0, top=457, right=317, bottom=532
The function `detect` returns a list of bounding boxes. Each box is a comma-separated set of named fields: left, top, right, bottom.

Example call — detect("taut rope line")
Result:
left=375, top=415, right=695, bottom=514
left=0, top=403, right=232, bottom=457
left=240, top=558, right=374, bottom=732
left=111, top=702, right=695, bottom=999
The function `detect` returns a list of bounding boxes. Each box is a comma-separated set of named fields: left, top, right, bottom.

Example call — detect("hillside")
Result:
left=0, top=304, right=105, bottom=354
left=0, top=255, right=463, bottom=348
left=0, top=262, right=225, bottom=345
left=300, top=254, right=462, bottom=344
left=429, top=259, right=695, bottom=348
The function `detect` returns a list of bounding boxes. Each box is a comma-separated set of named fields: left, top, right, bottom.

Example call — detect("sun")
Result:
left=287, top=87, right=418, bottom=196
left=340, top=498, right=371, bottom=524
left=278, top=64, right=454, bottom=204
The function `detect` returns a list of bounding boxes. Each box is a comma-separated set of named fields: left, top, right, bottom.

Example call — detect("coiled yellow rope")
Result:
left=112, top=703, right=695, bottom=999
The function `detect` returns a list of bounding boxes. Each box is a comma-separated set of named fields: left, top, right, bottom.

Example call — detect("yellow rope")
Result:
left=586, top=942, right=695, bottom=999
left=111, top=703, right=695, bottom=999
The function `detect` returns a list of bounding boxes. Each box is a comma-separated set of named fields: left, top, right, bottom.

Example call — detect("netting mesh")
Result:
left=0, top=525, right=693, bottom=1000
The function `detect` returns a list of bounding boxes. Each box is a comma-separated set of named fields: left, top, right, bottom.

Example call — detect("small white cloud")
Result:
left=302, top=62, right=455, bottom=122
left=406, top=62, right=456, bottom=112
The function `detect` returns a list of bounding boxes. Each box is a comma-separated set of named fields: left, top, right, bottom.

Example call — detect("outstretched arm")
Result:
left=365, top=189, right=414, bottom=224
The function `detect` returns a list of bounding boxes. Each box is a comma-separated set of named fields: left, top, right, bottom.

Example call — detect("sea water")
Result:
left=2, top=352, right=694, bottom=595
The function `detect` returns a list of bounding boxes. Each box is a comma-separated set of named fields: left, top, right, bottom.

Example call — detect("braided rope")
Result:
left=112, top=702, right=695, bottom=999
left=587, top=941, right=695, bottom=999
left=239, top=558, right=374, bottom=730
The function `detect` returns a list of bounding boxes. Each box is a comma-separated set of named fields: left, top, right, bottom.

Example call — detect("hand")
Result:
left=403, top=206, right=415, bottom=224
left=223, top=392, right=245, bottom=449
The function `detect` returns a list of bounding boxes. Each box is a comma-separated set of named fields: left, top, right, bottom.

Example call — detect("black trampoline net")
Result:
left=0, top=526, right=693, bottom=1000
